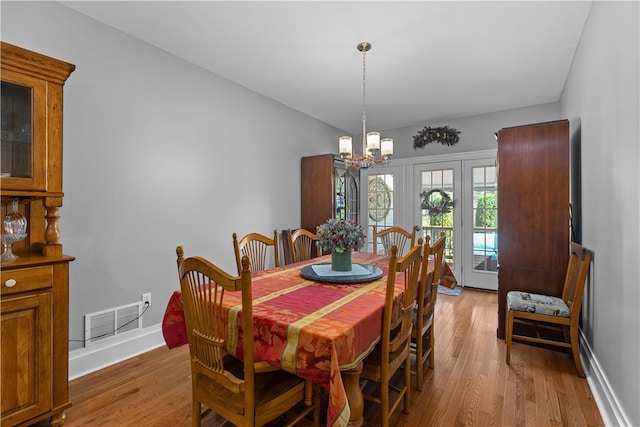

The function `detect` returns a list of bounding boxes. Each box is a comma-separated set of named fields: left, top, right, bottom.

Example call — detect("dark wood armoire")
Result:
left=300, top=153, right=359, bottom=232
left=496, top=119, right=570, bottom=339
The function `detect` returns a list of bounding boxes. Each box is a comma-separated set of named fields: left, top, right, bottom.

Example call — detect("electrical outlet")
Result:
left=142, top=293, right=151, bottom=306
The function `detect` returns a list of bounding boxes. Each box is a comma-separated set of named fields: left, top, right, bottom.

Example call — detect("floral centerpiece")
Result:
left=317, top=218, right=366, bottom=271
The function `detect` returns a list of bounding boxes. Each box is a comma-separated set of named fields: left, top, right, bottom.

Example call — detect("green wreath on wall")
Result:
left=413, top=126, right=461, bottom=148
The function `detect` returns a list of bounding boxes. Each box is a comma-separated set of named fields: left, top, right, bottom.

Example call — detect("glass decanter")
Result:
left=1, top=199, right=28, bottom=261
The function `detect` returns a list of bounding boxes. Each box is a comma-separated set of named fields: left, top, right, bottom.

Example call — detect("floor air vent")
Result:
left=84, top=302, right=143, bottom=346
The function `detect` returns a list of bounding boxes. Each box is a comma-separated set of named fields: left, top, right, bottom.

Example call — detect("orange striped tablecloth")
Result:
left=163, top=252, right=400, bottom=426
left=162, top=253, right=457, bottom=425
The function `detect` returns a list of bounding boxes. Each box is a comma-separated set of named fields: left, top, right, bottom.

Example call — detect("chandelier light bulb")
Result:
left=339, top=136, right=353, bottom=157
left=381, top=138, right=394, bottom=157
left=366, top=132, right=380, bottom=152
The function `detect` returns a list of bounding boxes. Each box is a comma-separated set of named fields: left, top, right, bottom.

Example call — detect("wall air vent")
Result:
left=84, top=302, right=143, bottom=346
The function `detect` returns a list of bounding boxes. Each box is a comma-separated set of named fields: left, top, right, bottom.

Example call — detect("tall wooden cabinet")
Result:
left=496, top=120, right=569, bottom=339
left=301, top=154, right=359, bottom=232
left=1, top=42, right=75, bottom=426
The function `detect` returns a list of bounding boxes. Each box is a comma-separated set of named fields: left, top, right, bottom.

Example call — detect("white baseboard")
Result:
left=69, top=323, right=165, bottom=381
left=580, top=331, right=633, bottom=427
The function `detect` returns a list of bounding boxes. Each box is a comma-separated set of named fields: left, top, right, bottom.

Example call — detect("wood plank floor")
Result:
left=47, top=288, right=604, bottom=427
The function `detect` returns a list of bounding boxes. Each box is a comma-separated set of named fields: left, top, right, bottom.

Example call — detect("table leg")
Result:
left=342, top=361, right=364, bottom=427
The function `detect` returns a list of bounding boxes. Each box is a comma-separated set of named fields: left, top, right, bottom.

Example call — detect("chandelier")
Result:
left=339, top=42, right=393, bottom=170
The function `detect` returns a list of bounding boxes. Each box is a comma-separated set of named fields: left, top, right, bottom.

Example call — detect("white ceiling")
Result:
left=59, top=1, right=592, bottom=135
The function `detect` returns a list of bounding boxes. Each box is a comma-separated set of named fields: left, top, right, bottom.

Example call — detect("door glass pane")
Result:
left=472, top=166, right=498, bottom=272
left=336, top=169, right=347, bottom=220
left=1, top=82, right=32, bottom=178
left=367, top=174, right=393, bottom=253
left=420, top=169, right=455, bottom=268
left=335, top=166, right=359, bottom=223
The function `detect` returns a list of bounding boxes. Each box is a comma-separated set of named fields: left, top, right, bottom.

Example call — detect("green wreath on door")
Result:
left=420, top=189, right=455, bottom=217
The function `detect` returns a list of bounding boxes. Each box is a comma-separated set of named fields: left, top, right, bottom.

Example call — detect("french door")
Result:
left=361, top=151, right=497, bottom=290
left=359, top=165, right=407, bottom=253
left=413, top=161, right=461, bottom=279
left=463, top=158, right=498, bottom=290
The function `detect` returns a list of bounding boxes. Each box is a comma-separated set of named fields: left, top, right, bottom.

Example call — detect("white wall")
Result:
left=1, top=1, right=341, bottom=351
left=560, top=2, right=640, bottom=426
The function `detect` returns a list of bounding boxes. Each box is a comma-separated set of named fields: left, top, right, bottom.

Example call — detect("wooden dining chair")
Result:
left=176, top=247, right=320, bottom=427
left=372, top=225, right=418, bottom=257
left=232, top=229, right=279, bottom=274
left=411, top=232, right=445, bottom=391
left=506, top=242, right=591, bottom=377
left=287, top=228, right=319, bottom=263
left=361, top=240, right=423, bottom=427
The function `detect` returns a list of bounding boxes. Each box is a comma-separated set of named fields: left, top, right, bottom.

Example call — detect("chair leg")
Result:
left=403, top=355, right=411, bottom=414
left=312, top=382, right=321, bottom=427
left=193, top=399, right=201, bottom=427
left=570, top=326, right=585, bottom=377
left=505, top=310, right=513, bottom=364
left=416, top=332, right=424, bottom=391
left=429, top=324, right=435, bottom=369
left=381, top=374, right=390, bottom=427
left=561, top=324, right=572, bottom=357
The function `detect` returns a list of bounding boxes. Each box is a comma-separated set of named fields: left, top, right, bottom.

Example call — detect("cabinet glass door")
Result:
left=1, top=82, right=32, bottom=178
left=1, top=71, right=46, bottom=191
left=335, top=166, right=358, bottom=223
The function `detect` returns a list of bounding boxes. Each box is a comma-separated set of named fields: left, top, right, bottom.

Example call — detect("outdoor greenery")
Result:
left=475, top=193, right=497, bottom=227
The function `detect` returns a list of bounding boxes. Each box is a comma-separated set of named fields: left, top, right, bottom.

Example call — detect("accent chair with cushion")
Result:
left=505, top=242, right=591, bottom=377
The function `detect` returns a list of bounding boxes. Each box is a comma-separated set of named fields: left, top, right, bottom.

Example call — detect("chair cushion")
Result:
left=506, top=291, right=570, bottom=317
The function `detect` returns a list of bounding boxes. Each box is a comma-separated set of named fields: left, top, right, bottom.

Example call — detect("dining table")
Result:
left=162, top=251, right=457, bottom=427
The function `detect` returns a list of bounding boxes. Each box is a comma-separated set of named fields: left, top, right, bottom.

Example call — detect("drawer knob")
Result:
left=5, top=279, right=17, bottom=288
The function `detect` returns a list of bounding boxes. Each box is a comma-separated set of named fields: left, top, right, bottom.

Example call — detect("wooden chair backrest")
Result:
left=373, top=225, right=417, bottom=256
left=287, top=228, right=319, bottom=263
left=417, top=232, right=446, bottom=314
left=233, top=229, right=279, bottom=274
left=176, top=249, right=256, bottom=417
left=382, top=240, right=423, bottom=361
left=562, top=242, right=591, bottom=318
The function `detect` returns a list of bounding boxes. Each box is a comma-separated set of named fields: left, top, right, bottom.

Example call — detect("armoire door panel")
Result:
left=496, top=120, right=569, bottom=338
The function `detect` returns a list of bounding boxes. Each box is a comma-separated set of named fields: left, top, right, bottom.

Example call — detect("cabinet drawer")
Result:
left=1, top=266, right=53, bottom=295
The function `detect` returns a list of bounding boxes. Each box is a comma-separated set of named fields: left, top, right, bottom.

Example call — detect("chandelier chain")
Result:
left=361, top=45, right=367, bottom=152
left=362, top=47, right=367, bottom=125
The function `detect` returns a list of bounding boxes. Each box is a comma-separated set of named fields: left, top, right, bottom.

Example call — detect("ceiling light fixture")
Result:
left=339, top=42, right=392, bottom=170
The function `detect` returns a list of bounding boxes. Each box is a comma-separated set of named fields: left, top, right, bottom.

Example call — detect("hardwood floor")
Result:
left=49, top=288, right=603, bottom=427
